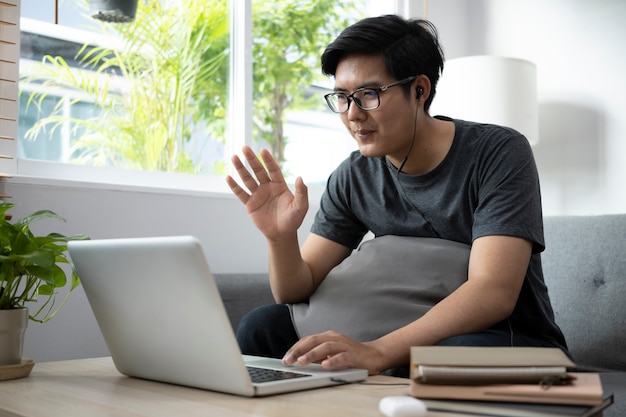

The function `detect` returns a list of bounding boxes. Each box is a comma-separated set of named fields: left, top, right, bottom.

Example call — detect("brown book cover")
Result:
left=410, top=372, right=605, bottom=406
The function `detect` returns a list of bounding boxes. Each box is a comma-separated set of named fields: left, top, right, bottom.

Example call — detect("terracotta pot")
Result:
left=0, top=308, right=28, bottom=366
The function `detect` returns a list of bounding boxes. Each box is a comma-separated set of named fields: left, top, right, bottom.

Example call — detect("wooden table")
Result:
left=0, top=357, right=464, bottom=417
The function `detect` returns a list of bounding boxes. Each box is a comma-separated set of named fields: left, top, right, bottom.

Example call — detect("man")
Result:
left=226, top=15, right=567, bottom=377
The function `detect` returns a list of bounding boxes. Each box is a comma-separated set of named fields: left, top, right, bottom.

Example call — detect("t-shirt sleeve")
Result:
left=471, top=131, right=545, bottom=253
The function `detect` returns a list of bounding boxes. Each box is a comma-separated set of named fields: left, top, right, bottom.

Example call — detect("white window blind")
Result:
left=0, top=0, right=19, bottom=186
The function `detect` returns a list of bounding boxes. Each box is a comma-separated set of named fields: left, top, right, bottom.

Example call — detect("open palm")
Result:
left=226, top=147, right=309, bottom=240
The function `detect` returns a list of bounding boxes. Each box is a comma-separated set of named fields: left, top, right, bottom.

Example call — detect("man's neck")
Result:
left=391, top=116, right=455, bottom=176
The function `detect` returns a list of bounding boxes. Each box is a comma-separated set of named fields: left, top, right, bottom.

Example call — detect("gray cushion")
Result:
left=291, top=236, right=470, bottom=341
left=543, top=215, right=626, bottom=372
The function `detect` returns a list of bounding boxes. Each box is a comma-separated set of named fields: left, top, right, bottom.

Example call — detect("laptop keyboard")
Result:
left=247, top=366, right=312, bottom=383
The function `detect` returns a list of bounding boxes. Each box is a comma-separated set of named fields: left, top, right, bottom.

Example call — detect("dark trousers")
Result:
left=236, top=304, right=558, bottom=378
left=236, top=304, right=300, bottom=359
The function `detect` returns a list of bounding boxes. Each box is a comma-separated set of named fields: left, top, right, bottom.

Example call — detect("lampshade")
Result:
left=430, top=56, right=539, bottom=145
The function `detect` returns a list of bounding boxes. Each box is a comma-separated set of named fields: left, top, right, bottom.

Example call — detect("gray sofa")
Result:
left=215, top=214, right=625, bottom=416
left=542, top=215, right=625, bottom=416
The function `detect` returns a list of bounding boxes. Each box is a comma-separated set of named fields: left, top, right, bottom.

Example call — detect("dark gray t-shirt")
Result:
left=310, top=117, right=567, bottom=349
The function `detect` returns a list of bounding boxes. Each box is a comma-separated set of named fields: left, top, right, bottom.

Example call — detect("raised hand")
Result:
left=225, top=146, right=309, bottom=240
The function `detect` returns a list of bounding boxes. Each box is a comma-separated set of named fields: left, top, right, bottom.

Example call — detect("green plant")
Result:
left=252, top=0, right=361, bottom=168
left=0, top=203, right=89, bottom=323
left=23, top=1, right=363, bottom=176
left=23, top=0, right=229, bottom=174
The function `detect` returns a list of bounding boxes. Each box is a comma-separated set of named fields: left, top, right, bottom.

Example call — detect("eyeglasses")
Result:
left=324, top=75, right=417, bottom=113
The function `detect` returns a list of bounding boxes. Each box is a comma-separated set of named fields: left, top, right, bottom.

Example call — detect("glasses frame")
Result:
left=324, top=75, right=418, bottom=114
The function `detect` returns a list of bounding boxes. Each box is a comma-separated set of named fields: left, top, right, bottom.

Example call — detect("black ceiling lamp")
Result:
left=89, top=0, right=139, bottom=23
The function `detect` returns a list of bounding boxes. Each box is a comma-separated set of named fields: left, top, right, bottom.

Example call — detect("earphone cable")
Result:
left=394, top=99, right=440, bottom=238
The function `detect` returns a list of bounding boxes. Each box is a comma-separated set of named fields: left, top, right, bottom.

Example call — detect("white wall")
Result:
left=5, top=0, right=626, bottom=362
left=429, top=0, right=626, bottom=215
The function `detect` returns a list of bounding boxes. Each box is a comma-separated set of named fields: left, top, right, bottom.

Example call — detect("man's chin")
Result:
left=357, top=144, right=384, bottom=158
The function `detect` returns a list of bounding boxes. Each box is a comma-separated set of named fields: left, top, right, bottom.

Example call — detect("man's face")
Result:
left=334, top=54, right=417, bottom=159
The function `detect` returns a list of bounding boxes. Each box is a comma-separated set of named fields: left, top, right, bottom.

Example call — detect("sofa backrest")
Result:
left=542, top=214, right=626, bottom=372
left=214, top=273, right=275, bottom=331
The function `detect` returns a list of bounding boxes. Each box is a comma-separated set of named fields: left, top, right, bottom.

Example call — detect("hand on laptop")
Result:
left=281, top=330, right=385, bottom=375
left=226, top=146, right=309, bottom=240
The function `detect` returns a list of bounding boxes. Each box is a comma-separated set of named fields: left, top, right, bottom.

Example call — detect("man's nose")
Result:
left=347, top=99, right=366, bottom=121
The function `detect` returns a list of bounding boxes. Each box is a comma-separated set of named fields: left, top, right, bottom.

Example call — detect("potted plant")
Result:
left=0, top=202, right=88, bottom=375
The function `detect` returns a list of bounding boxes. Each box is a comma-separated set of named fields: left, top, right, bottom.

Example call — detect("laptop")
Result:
left=68, top=236, right=367, bottom=396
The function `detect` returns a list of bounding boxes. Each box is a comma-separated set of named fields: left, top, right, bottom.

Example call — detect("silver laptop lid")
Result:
left=68, top=236, right=367, bottom=396
left=69, top=236, right=257, bottom=395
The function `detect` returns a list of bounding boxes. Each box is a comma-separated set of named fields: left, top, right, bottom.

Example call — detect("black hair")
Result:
left=321, top=15, right=445, bottom=113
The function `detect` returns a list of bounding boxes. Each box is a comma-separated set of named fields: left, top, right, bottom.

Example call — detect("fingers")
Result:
left=225, top=175, right=250, bottom=205
left=229, top=146, right=287, bottom=190
left=244, top=146, right=272, bottom=185
left=282, top=332, right=383, bottom=375
left=230, top=150, right=262, bottom=192
left=259, top=148, right=285, bottom=184
left=293, top=176, right=309, bottom=210
left=282, top=332, right=353, bottom=369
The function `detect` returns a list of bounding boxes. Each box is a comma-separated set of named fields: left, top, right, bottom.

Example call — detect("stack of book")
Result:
left=409, top=346, right=613, bottom=417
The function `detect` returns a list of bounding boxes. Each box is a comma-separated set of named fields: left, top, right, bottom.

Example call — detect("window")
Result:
left=16, top=1, right=408, bottom=191
left=20, top=1, right=230, bottom=176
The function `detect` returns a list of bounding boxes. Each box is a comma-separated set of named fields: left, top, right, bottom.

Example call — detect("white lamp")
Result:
left=430, top=56, right=539, bottom=145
